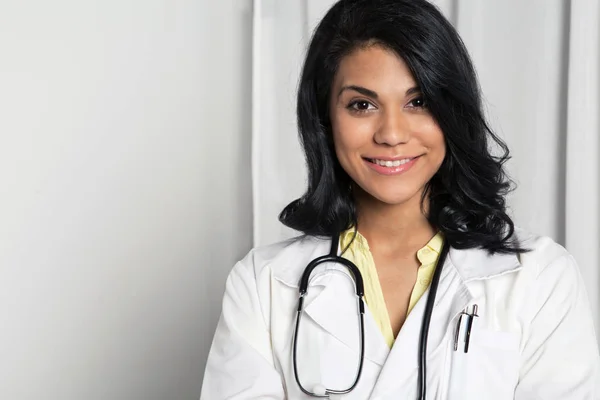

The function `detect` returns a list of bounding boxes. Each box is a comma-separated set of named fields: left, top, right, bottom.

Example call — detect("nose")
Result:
left=373, top=109, right=411, bottom=146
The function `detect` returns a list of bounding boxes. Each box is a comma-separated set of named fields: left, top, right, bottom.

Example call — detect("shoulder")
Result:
left=510, top=227, right=586, bottom=319
left=513, top=226, right=576, bottom=279
left=510, top=230, right=598, bottom=367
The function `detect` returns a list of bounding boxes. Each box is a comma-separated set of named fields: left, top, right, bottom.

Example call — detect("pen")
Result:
left=464, top=304, right=478, bottom=353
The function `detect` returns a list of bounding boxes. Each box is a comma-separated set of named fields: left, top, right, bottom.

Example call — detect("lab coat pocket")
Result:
left=447, top=322, right=520, bottom=400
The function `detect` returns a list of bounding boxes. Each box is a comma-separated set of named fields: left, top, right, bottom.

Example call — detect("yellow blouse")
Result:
left=339, top=229, right=444, bottom=348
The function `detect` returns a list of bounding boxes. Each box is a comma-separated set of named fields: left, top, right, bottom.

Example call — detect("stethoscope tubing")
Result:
left=416, top=240, right=449, bottom=400
left=293, top=232, right=449, bottom=399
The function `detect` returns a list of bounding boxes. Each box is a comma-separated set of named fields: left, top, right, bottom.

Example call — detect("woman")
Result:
left=201, top=0, right=600, bottom=398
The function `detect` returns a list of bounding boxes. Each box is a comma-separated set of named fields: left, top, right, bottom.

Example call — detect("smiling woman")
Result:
left=280, top=0, right=522, bottom=255
left=200, top=1, right=600, bottom=399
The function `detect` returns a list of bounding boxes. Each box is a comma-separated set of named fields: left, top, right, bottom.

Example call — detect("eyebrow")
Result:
left=337, top=85, right=422, bottom=99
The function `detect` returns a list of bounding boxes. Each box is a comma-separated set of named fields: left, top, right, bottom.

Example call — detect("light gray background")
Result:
left=0, top=0, right=252, bottom=398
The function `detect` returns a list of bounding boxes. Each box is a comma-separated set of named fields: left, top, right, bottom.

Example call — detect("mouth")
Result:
left=363, top=156, right=419, bottom=167
left=362, top=155, right=421, bottom=176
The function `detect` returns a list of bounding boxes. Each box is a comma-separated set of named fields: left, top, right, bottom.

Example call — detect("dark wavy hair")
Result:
left=279, top=0, right=525, bottom=254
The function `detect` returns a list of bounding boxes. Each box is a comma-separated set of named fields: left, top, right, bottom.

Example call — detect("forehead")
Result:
left=333, top=45, right=416, bottom=90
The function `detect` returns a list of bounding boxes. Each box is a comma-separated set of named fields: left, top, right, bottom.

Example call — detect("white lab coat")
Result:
left=201, top=229, right=600, bottom=399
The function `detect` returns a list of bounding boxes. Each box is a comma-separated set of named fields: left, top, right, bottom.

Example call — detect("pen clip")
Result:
left=453, top=304, right=479, bottom=353
left=453, top=310, right=468, bottom=351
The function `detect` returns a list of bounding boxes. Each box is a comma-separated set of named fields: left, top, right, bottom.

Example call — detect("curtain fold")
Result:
left=252, top=0, right=600, bottom=332
left=565, top=0, right=600, bottom=333
left=251, top=0, right=310, bottom=247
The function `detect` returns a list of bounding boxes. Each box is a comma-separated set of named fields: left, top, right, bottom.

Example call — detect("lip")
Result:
left=363, top=155, right=420, bottom=176
left=363, top=155, right=421, bottom=161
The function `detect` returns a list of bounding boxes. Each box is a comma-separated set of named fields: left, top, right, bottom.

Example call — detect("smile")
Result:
left=363, top=156, right=420, bottom=175
left=367, top=158, right=414, bottom=167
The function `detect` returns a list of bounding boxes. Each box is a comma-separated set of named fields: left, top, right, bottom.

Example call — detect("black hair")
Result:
left=279, top=0, right=525, bottom=254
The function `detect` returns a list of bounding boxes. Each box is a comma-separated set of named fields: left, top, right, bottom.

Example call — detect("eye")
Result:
left=347, top=100, right=376, bottom=112
left=407, top=97, right=427, bottom=108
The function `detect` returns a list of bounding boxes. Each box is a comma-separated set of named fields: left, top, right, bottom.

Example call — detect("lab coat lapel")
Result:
left=272, top=236, right=389, bottom=366
left=370, top=254, right=473, bottom=398
left=302, top=264, right=390, bottom=366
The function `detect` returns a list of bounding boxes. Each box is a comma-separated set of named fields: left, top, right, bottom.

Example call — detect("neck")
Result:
left=354, top=188, right=436, bottom=256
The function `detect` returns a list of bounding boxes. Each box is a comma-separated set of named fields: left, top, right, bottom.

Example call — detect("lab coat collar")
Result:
left=448, top=244, right=522, bottom=281
left=272, top=236, right=523, bottom=288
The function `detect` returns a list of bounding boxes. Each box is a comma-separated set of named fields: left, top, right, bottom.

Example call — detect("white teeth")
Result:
left=373, top=158, right=412, bottom=167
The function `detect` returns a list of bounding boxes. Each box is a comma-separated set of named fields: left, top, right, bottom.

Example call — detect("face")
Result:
left=329, top=45, right=446, bottom=207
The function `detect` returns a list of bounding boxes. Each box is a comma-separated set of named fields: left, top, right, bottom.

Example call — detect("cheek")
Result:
left=422, top=124, right=445, bottom=155
left=332, top=129, right=353, bottom=172
left=332, top=115, right=374, bottom=154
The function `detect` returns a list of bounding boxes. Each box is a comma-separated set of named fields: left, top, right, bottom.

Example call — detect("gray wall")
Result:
left=0, top=0, right=253, bottom=398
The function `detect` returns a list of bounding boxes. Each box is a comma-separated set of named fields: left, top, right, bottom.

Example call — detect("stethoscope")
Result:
left=292, top=231, right=450, bottom=399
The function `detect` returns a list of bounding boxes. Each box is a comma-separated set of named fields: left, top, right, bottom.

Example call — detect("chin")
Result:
left=364, top=186, right=423, bottom=206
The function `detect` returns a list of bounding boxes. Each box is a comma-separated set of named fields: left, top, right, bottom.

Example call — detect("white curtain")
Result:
left=252, top=0, right=600, bottom=334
